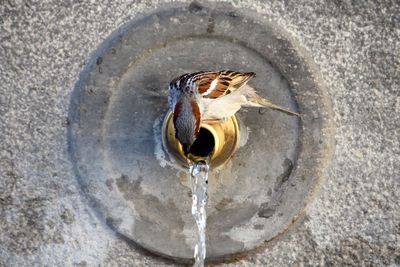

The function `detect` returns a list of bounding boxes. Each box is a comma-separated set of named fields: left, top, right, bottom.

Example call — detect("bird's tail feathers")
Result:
left=241, top=85, right=300, bottom=117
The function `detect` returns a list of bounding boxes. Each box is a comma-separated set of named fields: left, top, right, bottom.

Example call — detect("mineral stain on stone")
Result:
left=60, top=208, right=75, bottom=225
left=253, top=224, right=264, bottom=230
left=188, top=1, right=203, bottom=13
left=206, top=16, right=215, bottom=34
left=105, top=178, right=114, bottom=191
left=258, top=202, right=276, bottom=219
left=274, top=158, right=294, bottom=191
left=106, top=217, right=123, bottom=229
left=207, top=203, right=258, bottom=256
left=115, top=174, right=186, bottom=251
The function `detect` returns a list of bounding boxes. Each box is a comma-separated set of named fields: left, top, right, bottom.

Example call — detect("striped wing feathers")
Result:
left=195, top=70, right=256, bottom=99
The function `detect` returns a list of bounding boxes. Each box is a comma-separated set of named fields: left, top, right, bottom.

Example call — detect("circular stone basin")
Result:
left=68, top=2, right=333, bottom=263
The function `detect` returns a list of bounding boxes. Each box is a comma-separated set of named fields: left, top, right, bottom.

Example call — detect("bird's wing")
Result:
left=195, top=70, right=256, bottom=99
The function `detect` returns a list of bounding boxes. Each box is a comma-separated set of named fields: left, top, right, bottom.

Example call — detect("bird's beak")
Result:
left=182, top=144, right=191, bottom=156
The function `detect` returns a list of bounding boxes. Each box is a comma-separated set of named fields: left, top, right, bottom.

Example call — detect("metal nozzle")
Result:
left=162, top=111, right=240, bottom=168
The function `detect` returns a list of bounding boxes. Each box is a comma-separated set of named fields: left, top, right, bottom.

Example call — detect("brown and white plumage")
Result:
left=168, top=70, right=299, bottom=154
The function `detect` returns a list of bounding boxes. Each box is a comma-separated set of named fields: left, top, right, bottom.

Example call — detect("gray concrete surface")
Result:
left=0, top=0, right=399, bottom=266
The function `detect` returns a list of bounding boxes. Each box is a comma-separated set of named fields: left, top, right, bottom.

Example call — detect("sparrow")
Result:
left=168, top=70, right=300, bottom=155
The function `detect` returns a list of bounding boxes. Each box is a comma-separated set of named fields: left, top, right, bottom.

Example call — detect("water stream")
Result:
left=189, top=161, right=209, bottom=267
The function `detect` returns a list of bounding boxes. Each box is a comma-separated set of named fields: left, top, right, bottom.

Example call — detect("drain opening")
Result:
left=188, top=127, right=215, bottom=159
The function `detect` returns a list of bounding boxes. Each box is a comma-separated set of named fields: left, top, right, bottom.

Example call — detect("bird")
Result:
left=168, top=70, right=300, bottom=155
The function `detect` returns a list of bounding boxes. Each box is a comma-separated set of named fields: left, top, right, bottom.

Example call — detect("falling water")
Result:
left=189, top=161, right=209, bottom=267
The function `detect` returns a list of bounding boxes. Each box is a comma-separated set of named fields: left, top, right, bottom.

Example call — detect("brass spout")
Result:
left=162, top=111, right=240, bottom=168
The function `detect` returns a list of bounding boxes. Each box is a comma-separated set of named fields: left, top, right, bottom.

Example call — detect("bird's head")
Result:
left=173, top=99, right=201, bottom=157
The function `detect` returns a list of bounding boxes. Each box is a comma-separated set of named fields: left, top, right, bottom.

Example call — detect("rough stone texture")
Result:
left=0, top=0, right=399, bottom=266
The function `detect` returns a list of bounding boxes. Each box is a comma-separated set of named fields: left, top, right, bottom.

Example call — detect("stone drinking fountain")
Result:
left=68, top=2, right=333, bottom=264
